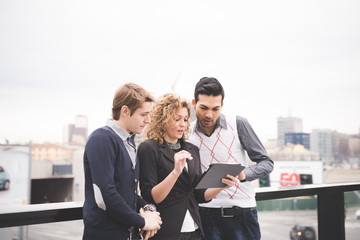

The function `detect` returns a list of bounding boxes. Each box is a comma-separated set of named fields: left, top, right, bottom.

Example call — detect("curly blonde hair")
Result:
left=145, top=93, right=191, bottom=144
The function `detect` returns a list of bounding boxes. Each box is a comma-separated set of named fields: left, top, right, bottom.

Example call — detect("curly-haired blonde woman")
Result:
left=138, top=93, right=238, bottom=240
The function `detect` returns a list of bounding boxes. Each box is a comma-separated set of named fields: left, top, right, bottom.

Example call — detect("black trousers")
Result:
left=178, top=229, right=201, bottom=240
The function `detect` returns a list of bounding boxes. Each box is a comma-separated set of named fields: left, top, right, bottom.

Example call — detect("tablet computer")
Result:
left=195, top=163, right=245, bottom=189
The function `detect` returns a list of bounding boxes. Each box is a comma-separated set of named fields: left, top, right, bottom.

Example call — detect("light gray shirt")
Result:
left=106, top=119, right=137, bottom=166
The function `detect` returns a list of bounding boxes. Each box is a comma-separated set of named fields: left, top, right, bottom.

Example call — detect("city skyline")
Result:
left=1, top=1, right=360, bottom=144
left=1, top=110, right=358, bottom=145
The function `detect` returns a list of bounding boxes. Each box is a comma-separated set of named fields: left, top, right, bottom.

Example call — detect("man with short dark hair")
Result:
left=188, top=77, right=274, bottom=240
left=83, top=83, right=162, bottom=240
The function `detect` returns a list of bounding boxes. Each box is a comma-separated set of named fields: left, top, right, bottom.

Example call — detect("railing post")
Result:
left=317, top=191, right=345, bottom=240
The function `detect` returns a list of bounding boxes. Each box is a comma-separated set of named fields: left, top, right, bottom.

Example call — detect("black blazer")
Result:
left=138, top=139, right=208, bottom=240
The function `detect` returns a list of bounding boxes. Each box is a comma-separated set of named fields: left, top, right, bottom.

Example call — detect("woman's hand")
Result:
left=173, top=150, right=193, bottom=176
left=221, top=174, right=239, bottom=188
left=150, top=150, right=193, bottom=203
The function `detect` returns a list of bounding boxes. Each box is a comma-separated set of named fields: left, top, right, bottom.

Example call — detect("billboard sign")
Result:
left=270, top=161, right=323, bottom=187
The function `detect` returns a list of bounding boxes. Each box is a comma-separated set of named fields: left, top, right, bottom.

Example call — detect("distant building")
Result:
left=310, top=129, right=338, bottom=163
left=277, top=116, right=303, bottom=148
left=63, top=115, right=88, bottom=145
left=336, top=133, right=350, bottom=162
left=349, top=134, right=360, bottom=159
left=31, top=143, right=77, bottom=161
left=31, top=142, right=84, bottom=203
left=268, top=144, right=319, bottom=161
left=285, top=133, right=310, bottom=149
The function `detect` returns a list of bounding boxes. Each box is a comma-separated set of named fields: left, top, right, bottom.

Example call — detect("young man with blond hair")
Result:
left=83, top=83, right=162, bottom=240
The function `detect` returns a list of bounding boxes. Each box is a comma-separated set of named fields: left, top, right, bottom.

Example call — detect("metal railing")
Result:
left=1, top=182, right=360, bottom=240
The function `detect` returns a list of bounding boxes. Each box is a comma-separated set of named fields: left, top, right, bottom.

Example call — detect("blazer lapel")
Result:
left=158, top=141, right=193, bottom=180
left=159, top=142, right=175, bottom=163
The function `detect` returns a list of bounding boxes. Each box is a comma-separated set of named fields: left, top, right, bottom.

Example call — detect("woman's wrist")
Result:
left=172, top=170, right=180, bottom=177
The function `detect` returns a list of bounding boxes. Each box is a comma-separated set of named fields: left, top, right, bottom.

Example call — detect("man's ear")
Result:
left=192, top=99, right=196, bottom=109
left=120, top=105, right=130, bottom=118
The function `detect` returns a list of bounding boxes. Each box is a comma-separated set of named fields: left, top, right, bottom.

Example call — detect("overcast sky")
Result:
left=1, top=0, right=360, bottom=144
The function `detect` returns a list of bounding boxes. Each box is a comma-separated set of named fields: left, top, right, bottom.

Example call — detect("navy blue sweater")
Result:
left=83, top=126, right=147, bottom=240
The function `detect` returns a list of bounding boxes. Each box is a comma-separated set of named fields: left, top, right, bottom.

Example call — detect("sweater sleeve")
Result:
left=136, top=195, right=148, bottom=211
left=85, top=131, right=145, bottom=228
left=236, top=116, right=274, bottom=182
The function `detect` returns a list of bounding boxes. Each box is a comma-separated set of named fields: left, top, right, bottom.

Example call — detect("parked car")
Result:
left=356, top=208, right=360, bottom=220
left=0, top=166, right=10, bottom=190
left=290, top=224, right=316, bottom=240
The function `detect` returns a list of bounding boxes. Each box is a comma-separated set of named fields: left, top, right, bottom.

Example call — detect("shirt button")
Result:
left=134, top=179, right=137, bottom=183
